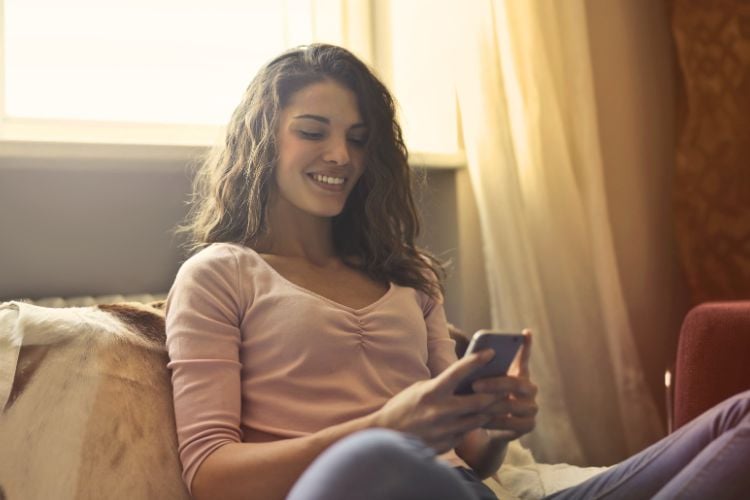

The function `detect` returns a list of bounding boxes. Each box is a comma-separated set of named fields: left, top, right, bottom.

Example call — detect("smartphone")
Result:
left=454, top=330, right=524, bottom=395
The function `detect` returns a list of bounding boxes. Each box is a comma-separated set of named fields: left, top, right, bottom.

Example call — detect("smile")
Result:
left=309, top=173, right=346, bottom=186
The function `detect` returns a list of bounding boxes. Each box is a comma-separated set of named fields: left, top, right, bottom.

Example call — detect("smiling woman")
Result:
left=274, top=80, right=367, bottom=218
left=165, top=44, right=525, bottom=500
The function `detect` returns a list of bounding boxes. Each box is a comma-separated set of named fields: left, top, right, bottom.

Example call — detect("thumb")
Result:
left=435, top=349, right=494, bottom=394
left=518, top=329, right=533, bottom=378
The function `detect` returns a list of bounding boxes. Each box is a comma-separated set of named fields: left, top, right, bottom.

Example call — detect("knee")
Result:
left=716, top=390, right=750, bottom=427
left=324, top=429, right=436, bottom=469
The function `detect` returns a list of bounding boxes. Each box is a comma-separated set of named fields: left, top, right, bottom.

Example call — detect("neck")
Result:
left=256, top=197, right=336, bottom=263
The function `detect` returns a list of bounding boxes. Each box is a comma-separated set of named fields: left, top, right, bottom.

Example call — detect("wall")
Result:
left=585, top=0, right=691, bottom=423
left=0, top=145, right=488, bottom=335
left=0, top=148, right=193, bottom=300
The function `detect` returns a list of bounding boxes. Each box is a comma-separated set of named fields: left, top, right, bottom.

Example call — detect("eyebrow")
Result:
left=293, top=114, right=367, bottom=129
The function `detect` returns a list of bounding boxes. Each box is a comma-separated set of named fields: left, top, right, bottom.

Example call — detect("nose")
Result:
left=321, top=136, right=351, bottom=166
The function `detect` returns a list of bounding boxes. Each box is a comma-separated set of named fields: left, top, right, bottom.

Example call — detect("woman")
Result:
left=166, top=44, right=750, bottom=500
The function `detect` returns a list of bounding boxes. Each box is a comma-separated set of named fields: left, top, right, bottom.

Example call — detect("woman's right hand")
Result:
left=372, top=349, right=498, bottom=454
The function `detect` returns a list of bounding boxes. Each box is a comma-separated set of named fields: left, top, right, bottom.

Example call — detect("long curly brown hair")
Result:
left=178, top=44, right=445, bottom=298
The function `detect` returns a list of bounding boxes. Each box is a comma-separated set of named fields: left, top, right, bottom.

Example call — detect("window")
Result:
left=4, top=1, right=289, bottom=125
left=1, top=0, right=462, bottom=163
left=383, top=0, right=460, bottom=156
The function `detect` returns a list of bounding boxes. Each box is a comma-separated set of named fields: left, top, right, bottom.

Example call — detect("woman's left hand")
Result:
left=470, top=329, right=538, bottom=442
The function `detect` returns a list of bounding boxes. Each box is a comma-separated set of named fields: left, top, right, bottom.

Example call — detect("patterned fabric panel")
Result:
left=671, top=0, right=750, bottom=302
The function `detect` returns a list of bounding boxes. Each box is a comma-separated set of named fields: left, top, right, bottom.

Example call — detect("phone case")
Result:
left=454, top=331, right=523, bottom=395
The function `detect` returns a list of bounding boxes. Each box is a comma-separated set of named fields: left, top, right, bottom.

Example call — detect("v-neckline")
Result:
left=246, top=247, right=394, bottom=314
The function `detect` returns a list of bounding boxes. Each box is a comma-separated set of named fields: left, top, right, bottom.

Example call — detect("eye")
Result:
left=347, top=136, right=367, bottom=147
left=299, top=130, right=324, bottom=140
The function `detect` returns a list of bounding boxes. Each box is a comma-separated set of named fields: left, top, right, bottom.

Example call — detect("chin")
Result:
left=305, top=195, right=351, bottom=218
left=295, top=199, right=346, bottom=218
left=314, top=206, right=346, bottom=218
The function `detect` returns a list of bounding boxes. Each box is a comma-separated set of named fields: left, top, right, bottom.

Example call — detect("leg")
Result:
left=286, top=428, right=488, bottom=500
left=546, top=390, right=750, bottom=499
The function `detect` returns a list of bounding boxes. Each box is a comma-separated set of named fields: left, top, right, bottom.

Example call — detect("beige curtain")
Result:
left=453, top=0, right=663, bottom=465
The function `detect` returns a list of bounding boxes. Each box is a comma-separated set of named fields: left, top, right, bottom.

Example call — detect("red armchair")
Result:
left=673, top=301, right=750, bottom=429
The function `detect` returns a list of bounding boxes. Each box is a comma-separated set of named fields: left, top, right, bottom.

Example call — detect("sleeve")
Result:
left=423, top=292, right=459, bottom=377
left=164, top=245, right=244, bottom=494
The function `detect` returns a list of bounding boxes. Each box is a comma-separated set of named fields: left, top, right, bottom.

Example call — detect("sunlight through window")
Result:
left=4, top=0, right=287, bottom=125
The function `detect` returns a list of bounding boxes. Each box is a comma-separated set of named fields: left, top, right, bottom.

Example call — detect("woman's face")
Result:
left=272, top=78, right=367, bottom=220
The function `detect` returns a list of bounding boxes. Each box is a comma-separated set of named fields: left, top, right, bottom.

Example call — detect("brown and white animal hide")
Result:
left=0, top=301, right=190, bottom=500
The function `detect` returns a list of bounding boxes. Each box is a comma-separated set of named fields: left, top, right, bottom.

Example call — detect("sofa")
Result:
left=1, top=296, right=747, bottom=499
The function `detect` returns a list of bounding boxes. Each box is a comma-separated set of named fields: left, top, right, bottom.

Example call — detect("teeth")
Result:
left=311, top=174, right=345, bottom=185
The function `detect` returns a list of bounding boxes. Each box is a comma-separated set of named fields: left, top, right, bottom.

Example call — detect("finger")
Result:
left=445, top=393, right=497, bottom=417
left=485, top=415, right=536, bottom=436
left=515, top=380, right=538, bottom=399
left=430, top=424, right=483, bottom=454
left=482, top=395, right=538, bottom=419
left=435, top=349, right=495, bottom=394
left=442, top=413, right=491, bottom=435
left=482, top=399, right=513, bottom=416
left=483, top=395, right=538, bottom=422
left=428, top=394, right=496, bottom=424
left=518, top=329, right=533, bottom=378
left=498, top=378, right=537, bottom=399
left=485, top=429, right=519, bottom=441
left=472, top=376, right=537, bottom=405
left=471, top=376, right=519, bottom=395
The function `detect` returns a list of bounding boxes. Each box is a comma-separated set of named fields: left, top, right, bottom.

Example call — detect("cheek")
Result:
left=274, top=142, right=303, bottom=181
left=274, top=163, right=298, bottom=195
left=351, top=151, right=367, bottom=177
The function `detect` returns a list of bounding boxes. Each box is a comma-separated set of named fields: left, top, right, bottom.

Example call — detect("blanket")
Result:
left=0, top=300, right=605, bottom=500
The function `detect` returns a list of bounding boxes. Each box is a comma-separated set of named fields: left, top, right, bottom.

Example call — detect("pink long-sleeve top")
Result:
left=165, top=242, right=466, bottom=493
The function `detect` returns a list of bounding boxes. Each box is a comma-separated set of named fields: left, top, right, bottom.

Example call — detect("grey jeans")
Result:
left=287, top=390, right=750, bottom=500
left=547, top=389, right=750, bottom=499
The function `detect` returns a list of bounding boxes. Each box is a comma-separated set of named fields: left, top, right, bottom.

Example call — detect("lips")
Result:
left=306, top=172, right=348, bottom=192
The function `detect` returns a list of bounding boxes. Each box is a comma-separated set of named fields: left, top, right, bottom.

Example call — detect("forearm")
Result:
left=192, top=412, right=379, bottom=500
left=455, top=429, right=509, bottom=479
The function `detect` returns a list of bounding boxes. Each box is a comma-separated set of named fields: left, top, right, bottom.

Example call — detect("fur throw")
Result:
left=0, top=301, right=189, bottom=500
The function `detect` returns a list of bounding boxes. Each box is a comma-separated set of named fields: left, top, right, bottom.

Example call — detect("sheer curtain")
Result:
left=453, top=0, right=663, bottom=465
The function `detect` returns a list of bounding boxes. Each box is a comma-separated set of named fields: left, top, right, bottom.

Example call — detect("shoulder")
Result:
left=173, top=242, right=270, bottom=298
left=179, top=242, right=269, bottom=273
left=414, top=286, right=443, bottom=316
left=168, top=244, right=250, bottom=317
left=414, top=253, right=445, bottom=306
left=176, top=243, right=242, bottom=279
left=175, top=242, right=240, bottom=279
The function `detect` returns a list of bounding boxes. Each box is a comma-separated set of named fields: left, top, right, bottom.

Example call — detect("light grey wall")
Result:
left=0, top=155, right=192, bottom=300
left=0, top=152, right=489, bottom=333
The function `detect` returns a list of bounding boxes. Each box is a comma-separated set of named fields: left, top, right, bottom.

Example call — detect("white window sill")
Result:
left=0, top=118, right=465, bottom=169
